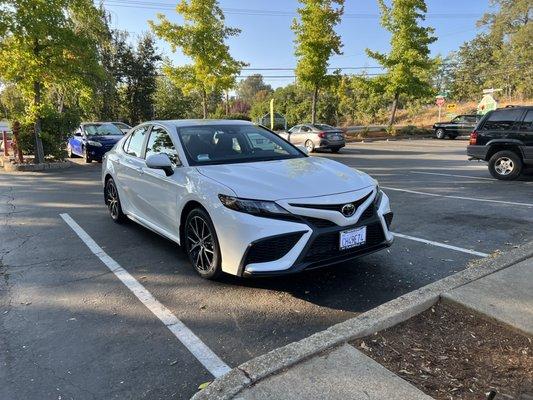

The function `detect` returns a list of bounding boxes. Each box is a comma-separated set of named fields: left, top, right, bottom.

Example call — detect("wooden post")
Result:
left=2, top=131, right=8, bottom=156
left=12, top=121, right=23, bottom=164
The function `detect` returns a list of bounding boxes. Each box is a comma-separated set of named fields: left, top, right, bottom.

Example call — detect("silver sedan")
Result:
left=279, top=124, right=345, bottom=153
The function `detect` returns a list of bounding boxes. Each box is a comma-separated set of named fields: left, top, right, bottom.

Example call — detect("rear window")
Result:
left=312, top=124, right=335, bottom=130
left=482, top=109, right=523, bottom=131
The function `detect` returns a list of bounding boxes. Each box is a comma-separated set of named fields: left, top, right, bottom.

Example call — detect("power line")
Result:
left=100, top=0, right=482, bottom=19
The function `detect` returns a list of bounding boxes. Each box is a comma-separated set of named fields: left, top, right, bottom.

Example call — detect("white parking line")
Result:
left=382, top=186, right=533, bottom=207
left=392, top=232, right=489, bottom=257
left=410, top=171, right=496, bottom=181
left=60, top=213, right=231, bottom=378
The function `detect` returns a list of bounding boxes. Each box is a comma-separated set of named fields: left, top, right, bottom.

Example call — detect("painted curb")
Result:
left=192, top=240, right=533, bottom=400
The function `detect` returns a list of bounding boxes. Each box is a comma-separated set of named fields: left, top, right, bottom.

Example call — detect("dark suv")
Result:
left=433, top=114, right=481, bottom=139
left=467, top=106, right=533, bottom=180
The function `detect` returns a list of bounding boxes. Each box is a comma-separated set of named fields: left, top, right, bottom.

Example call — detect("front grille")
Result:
left=360, top=204, right=374, bottom=220
left=244, top=232, right=304, bottom=265
left=303, top=222, right=385, bottom=263
left=300, top=216, right=337, bottom=228
left=290, top=191, right=374, bottom=214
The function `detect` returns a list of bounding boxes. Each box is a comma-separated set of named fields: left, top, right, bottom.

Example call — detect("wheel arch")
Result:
left=486, top=143, right=524, bottom=161
left=178, top=200, right=208, bottom=245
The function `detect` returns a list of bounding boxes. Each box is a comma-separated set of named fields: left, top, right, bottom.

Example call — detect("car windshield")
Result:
left=86, top=123, right=124, bottom=136
left=312, top=124, right=335, bottom=130
left=113, top=122, right=130, bottom=129
left=178, top=124, right=305, bottom=166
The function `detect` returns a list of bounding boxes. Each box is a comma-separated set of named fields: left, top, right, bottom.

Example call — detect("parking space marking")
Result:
left=60, top=213, right=231, bottom=378
left=410, top=171, right=496, bottom=181
left=392, top=232, right=489, bottom=257
left=382, top=186, right=533, bottom=207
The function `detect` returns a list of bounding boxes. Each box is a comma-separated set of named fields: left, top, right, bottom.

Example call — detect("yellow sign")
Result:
left=446, top=103, right=457, bottom=111
left=270, top=99, right=274, bottom=130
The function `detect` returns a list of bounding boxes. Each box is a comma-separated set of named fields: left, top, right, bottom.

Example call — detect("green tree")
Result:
left=367, top=0, right=436, bottom=127
left=150, top=0, right=247, bottom=118
left=236, top=74, right=273, bottom=104
left=0, top=0, right=105, bottom=162
left=120, top=34, right=161, bottom=124
left=292, top=0, right=344, bottom=123
left=153, top=75, right=200, bottom=119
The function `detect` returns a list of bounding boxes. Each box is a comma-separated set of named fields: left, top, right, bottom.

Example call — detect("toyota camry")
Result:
left=102, top=120, right=393, bottom=279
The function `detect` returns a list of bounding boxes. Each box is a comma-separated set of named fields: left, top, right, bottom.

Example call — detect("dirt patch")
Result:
left=352, top=302, right=532, bottom=400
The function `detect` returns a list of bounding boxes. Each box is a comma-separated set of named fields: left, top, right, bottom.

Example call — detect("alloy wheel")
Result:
left=105, top=180, right=120, bottom=220
left=494, top=157, right=514, bottom=176
left=186, top=215, right=215, bottom=273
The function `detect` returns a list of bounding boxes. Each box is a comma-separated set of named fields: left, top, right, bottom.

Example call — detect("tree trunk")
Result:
left=225, top=91, right=229, bottom=116
left=33, top=80, right=45, bottom=164
left=388, top=92, right=399, bottom=129
left=202, top=88, right=208, bottom=119
left=311, top=85, right=319, bottom=124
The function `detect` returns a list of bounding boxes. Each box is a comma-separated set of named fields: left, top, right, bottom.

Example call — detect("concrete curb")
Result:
left=192, top=241, right=533, bottom=400
left=2, top=160, right=71, bottom=172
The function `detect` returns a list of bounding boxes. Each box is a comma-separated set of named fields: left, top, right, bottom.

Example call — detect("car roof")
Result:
left=149, top=119, right=255, bottom=129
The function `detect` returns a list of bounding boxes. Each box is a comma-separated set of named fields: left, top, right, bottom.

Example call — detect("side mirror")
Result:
left=146, top=153, right=174, bottom=176
left=297, top=145, right=309, bottom=155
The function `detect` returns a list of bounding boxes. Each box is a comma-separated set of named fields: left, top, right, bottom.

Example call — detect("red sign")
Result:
left=436, top=97, right=445, bottom=107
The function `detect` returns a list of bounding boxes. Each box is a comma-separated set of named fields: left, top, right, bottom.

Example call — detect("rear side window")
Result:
left=124, top=126, right=149, bottom=157
left=519, top=110, right=533, bottom=131
left=482, top=109, right=522, bottom=131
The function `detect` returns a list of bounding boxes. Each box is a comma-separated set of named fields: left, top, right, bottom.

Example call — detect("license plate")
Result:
left=339, top=226, right=367, bottom=250
left=330, top=135, right=342, bottom=141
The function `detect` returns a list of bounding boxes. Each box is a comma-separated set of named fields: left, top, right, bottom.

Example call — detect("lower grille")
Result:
left=303, top=222, right=385, bottom=263
left=244, top=232, right=304, bottom=265
left=360, top=204, right=374, bottom=220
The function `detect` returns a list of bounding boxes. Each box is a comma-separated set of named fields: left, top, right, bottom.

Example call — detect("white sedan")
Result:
left=102, top=120, right=393, bottom=279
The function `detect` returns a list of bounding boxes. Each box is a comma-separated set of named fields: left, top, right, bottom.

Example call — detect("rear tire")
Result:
left=331, top=147, right=341, bottom=153
left=449, top=135, right=457, bottom=140
left=104, top=178, right=127, bottom=223
left=184, top=208, right=222, bottom=280
left=305, top=140, right=315, bottom=153
left=435, top=129, right=445, bottom=139
left=488, top=150, right=522, bottom=180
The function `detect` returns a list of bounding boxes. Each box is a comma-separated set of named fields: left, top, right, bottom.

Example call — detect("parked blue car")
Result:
left=67, top=122, right=125, bottom=163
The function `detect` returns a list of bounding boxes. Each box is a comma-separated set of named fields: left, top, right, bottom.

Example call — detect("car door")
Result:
left=517, top=109, right=533, bottom=161
left=286, top=125, right=300, bottom=143
left=69, top=127, right=84, bottom=155
left=116, top=125, right=150, bottom=218
left=137, top=125, right=185, bottom=234
left=297, top=125, right=313, bottom=145
left=450, top=116, right=464, bottom=135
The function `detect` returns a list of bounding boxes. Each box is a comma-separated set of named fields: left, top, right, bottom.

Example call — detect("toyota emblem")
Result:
left=341, top=203, right=356, bottom=217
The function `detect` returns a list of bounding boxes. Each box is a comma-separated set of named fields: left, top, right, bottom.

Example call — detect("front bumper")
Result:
left=87, top=144, right=115, bottom=160
left=467, top=145, right=488, bottom=161
left=213, top=188, right=393, bottom=276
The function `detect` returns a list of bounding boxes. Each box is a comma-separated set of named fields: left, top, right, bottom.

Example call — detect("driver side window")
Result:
left=145, top=126, right=181, bottom=166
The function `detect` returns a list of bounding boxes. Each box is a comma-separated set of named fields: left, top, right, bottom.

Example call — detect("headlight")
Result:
left=218, top=194, right=290, bottom=217
left=87, top=140, right=102, bottom=147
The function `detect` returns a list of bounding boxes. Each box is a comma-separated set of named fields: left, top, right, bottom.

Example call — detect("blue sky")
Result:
left=101, top=0, right=492, bottom=87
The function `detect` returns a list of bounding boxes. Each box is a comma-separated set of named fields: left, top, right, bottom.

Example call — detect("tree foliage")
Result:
left=0, top=0, right=106, bottom=160
left=367, top=0, right=436, bottom=126
left=449, top=0, right=532, bottom=100
left=236, top=74, right=273, bottom=105
left=292, top=0, right=344, bottom=123
left=150, top=0, right=247, bottom=118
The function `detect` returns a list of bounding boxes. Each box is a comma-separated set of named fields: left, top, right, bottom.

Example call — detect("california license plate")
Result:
left=339, top=226, right=367, bottom=250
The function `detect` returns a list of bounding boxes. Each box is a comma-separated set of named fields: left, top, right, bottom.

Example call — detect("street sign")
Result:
left=436, top=97, right=445, bottom=107
left=446, top=103, right=457, bottom=111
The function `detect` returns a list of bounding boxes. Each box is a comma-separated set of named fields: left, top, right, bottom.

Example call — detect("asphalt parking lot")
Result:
left=1, top=139, right=532, bottom=400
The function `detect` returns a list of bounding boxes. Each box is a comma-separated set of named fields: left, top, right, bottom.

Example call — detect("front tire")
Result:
left=83, top=147, right=92, bottom=163
left=435, top=129, right=446, bottom=139
left=488, top=150, right=523, bottom=180
left=104, top=178, right=126, bottom=223
left=184, top=208, right=222, bottom=280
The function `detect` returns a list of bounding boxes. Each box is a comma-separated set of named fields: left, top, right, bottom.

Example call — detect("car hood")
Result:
left=196, top=157, right=375, bottom=200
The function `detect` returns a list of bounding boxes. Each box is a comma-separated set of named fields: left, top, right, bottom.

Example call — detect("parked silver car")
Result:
left=278, top=124, right=345, bottom=153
